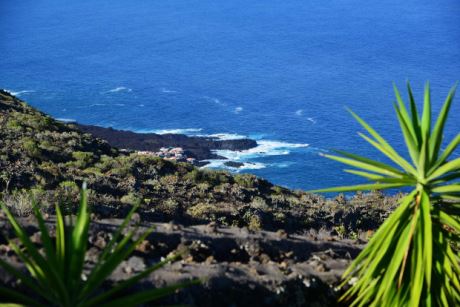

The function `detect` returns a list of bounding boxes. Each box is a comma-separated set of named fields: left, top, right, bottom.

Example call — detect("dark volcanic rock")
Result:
left=224, top=161, right=245, bottom=168
left=0, top=217, right=361, bottom=307
left=75, top=124, right=258, bottom=161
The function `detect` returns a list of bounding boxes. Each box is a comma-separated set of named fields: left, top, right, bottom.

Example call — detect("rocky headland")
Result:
left=0, top=89, right=400, bottom=306
left=75, top=123, right=258, bottom=164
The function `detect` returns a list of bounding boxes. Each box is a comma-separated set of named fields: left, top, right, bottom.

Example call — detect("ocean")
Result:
left=1, top=0, right=459, bottom=191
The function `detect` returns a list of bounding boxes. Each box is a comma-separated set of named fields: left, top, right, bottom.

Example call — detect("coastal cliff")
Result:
left=0, top=89, right=399, bottom=306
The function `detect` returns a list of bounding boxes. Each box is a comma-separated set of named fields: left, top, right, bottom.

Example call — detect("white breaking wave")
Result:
left=214, top=140, right=309, bottom=160
left=200, top=133, right=248, bottom=140
left=107, top=86, right=132, bottom=93
left=201, top=140, right=308, bottom=171
left=307, top=117, right=317, bottom=124
left=295, top=109, right=303, bottom=116
left=56, top=118, right=76, bottom=123
left=234, top=106, right=243, bottom=114
left=273, top=162, right=295, bottom=168
left=202, top=160, right=266, bottom=171
left=202, top=160, right=295, bottom=172
left=5, top=89, right=35, bottom=97
left=202, top=96, right=227, bottom=106
left=148, top=128, right=203, bottom=135
left=160, top=88, right=177, bottom=93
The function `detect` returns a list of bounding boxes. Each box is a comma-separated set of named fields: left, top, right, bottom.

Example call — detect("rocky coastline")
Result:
left=75, top=123, right=258, bottom=166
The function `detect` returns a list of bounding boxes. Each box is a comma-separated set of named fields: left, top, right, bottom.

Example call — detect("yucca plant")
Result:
left=0, top=183, right=194, bottom=306
left=311, top=82, right=460, bottom=306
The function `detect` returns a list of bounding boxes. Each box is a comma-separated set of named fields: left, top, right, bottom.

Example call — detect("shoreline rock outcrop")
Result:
left=75, top=123, right=258, bottom=163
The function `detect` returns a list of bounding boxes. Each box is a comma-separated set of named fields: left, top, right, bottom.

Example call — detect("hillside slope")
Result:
left=0, top=89, right=398, bottom=233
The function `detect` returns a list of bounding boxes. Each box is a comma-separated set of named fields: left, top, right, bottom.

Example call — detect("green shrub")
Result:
left=22, top=137, right=41, bottom=159
left=233, top=174, right=257, bottom=189
left=120, top=192, right=141, bottom=205
left=39, top=161, right=61, bottom=178
left=184, top=169, right=201, bottom=183
left=6, top=118, right=22, bottom=131
left=0, top=184, right=195, bottom=305
left=251, top=196, right=268, bottom=210
left=312, top=82, right=460, bottom=306
left=187, top=203, right=215, bottom=219
left=59, top=180, right=79, bottom=192
left=271, top=185, right=284, bottom=195
left=71, top=151, right=95, bottom=169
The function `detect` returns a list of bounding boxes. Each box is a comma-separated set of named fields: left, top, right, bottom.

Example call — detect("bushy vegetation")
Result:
left=314, top=83, right=460, bottom=306
left=0, top=89, right=400, bottom=235
left=0, top=184, right=193, bottom=306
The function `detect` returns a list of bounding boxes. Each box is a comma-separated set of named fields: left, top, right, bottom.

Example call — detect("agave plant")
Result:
left=311, top=82, right=460, bottom=306
left=0, top=183, right=193, bottom=306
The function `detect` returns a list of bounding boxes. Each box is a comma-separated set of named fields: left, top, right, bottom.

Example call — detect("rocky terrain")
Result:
left=0, top=90, right=400, bottom=306
left=0, top=215, right=363, bottom=306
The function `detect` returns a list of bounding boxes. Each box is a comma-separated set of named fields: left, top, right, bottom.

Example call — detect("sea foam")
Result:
left=106, top=86, right=132, bottom=93
left=200, top=133, right=248, bottom=140
left=56, top=118, right=76, bottom=123
left=213, top=140, right=309, bottom=161
left=160, top=88, right=177, bottom=93
left=201, top=140, right=309, bottom=172
left=202, top=160, right=266, bottom=171
left=149, top=128, right=203, bottom=135
left=5, top=89, right=35, bottom=97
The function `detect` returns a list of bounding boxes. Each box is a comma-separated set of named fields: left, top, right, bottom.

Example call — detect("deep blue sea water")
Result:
left=1, top=0, right=459, bottom=191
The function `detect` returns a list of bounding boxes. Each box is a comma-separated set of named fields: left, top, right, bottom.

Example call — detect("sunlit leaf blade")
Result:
left=406, top=82, right=421, bottom=144
left=358, top=132, right=417, bottom=175
left=323, top=153, right=403, bottom=177
left=428, top=157, right=460, bottom=180
left=55, top=202, right=66, bottom=274
left=421, top=82, right=432, bottom=142
left=420, top=190, right=432, bottom=288
left=432, top=133, right=460, bottom=171
left=69, top=183, right=90, bottom=287
left=394, top=103, right=419, bottom=165
left=343, top=170, right=414, bottom=184
left=432, top=184, right=460, bottom=194
left=430, top=84, right=457, bottom=161
left=394, top=83, right=418, bottom=148
left=347, top=108, right=418, bottom=175
left=419, top=137, right=429, bottom=178
left=31, top=202, right=69, bottom=304
left=332, top=149, right=406, bottom=176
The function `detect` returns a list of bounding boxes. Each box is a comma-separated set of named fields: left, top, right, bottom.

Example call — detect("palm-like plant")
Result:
left=0, top=183, right=194, bottom=306
left=311, top=82, right=460, bottom=306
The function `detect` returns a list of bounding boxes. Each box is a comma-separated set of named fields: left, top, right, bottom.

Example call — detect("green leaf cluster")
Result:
left=0, top=183, right=195, bottom=306
left=312, top=82, right=460, bottom=306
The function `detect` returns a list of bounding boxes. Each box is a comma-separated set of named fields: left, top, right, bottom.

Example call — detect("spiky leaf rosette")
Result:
left=0, top=184, right=197, bottom=306
left=311, top=82, right=460, bottom=306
